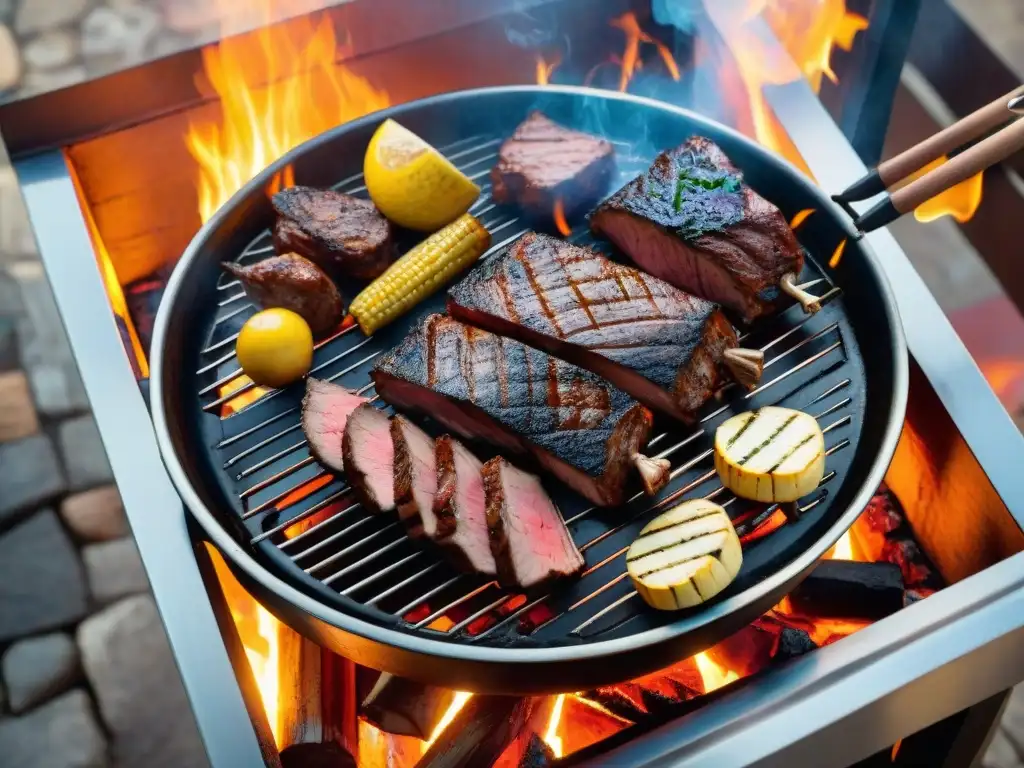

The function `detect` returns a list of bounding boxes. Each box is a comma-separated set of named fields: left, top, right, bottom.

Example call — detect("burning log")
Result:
left=516, top=734, right=555, bottom=768
left=280, top=742, right=356, bottom=768
left=788, top=560, right=904, bottom=620
left=578, top=685, right=647, bottom=722
left=415, top=696, right=535, bottom=768
left=706, top=620, right=778, bottom=678
left=360, top=673, right=457, bottom=740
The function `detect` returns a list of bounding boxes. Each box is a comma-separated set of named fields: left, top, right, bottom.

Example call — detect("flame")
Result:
left=829, top=238, right=847, bottom=269
left=694, top=652, right=739, bottom=692
left=827, top=530, right=856, bottom=560
left=909, top=155, right=984, bottom=224
left=535, top=53, right=561, bottom=85
left=789, top=208, right=816, bottom=230
left=424, top=692, right=473, bottom=749
left=543, top=694, right=567, bottom=758
left=245, top=606, right=281, bottom=744
left=186, top=1, right=389, bottom=223
left=610, top=12, right=680, bottom=92
left=553, top=199, right=571, bottom=236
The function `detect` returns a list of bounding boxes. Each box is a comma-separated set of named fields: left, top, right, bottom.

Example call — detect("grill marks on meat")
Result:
left=433, top=435, right=496, bottom=576
left=448, top=232, right=759, bottom=422
left=372, top=314, right=655, bottom=506
left=301, top=378, right=365, bottom=473
left=342, top=404, right=395, bottom=514
left=272, top=186, right=395, bottom=280
left=391, top=415, right=441, bottom=538
left=491, top=112, right=615, bottom=218
left=591, top=137, right=806, bottom=323
left=222, top=253, right=344, bottom=337
left=483, top=457, right=584, bottom=589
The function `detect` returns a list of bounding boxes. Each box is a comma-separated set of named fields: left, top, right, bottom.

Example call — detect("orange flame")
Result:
left=553, top=198, right=572, bottom=236
left=908, top=155, right=984, bottom=224
left=829, top=238, right=847, bottom=269
left=424, top=692, right=473, bottom=749
left=535, top=53, right=561, bottom=85
left=694, top=651, right=739, bottom=692
left=543, top=694, right=567, bottom=757
left=610, top=12, right=681, bottom=92
left=789, top=208, right=816, bottom=230
left=826, top=530, right=857, bottom=560
left=219, top=376, right=268, bottom=417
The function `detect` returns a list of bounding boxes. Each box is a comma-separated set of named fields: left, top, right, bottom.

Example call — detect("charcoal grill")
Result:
left=150, top=86, right=907, bottom=693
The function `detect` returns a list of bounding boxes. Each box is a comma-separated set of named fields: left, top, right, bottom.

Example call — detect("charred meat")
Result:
left=222, top=253, right=344, bottom=337
left=272, top=186, right=395, bottom=280
left=301, top=378, right=366, bottom=473
left=342, top=404, right=395, bottom=514
left=491, top=112, right=615, bottom=219
left=391, top=415, right=441, bottom=538
left=448, top=232, right=763, bottom=422
left=433, top=435, right=497, bottom=576
left=482, top=457, right=584, bottom=589
left=590, top=137, right=818, bottom=323
left=372, top=314, right=665, bottom=507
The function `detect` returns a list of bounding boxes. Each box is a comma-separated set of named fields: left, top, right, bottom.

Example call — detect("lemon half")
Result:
left=364, top=119, right=480, bottom=231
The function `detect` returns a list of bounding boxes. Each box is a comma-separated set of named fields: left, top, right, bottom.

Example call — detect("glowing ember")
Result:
left=910, top=155, right=984, bottom=224
left=424, top=692, right=473, bottom=749
left=694, top=651, right=739, bottom=692
left=610, top=12, right=681, bottom=92
left=219, top=377, right=268, bottom=417
left=543, top=694, right=567, bottom=758
left=829, top=238, right=847, bottom=269
left=789, top=208, right=816, bottom=230
left=553, top=198, right=572, bottom=236
left=535, top=53, right=561, bottom=85
left=186, top=1, right=389, bottom=223
left=827, top=530, right=856, bottom=560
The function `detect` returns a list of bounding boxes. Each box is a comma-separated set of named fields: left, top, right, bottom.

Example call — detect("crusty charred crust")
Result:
left=481, top=457, right=517, bottom=589
left=341, top=403, right=389, bottom=514
left=593, top=404, right=654, bottom=506
left=432, top=436, right=460, bottom=541
left=390, top=416, right=424, bottom=537
left=671, top=309, right=737, bottom=414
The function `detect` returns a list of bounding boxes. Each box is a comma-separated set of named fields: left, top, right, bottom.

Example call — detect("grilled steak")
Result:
left=222, top=253, right=344, bottom=337
left=272, top=186, right=395, bottom=280
left=372, top=314, right=658, bottom=507
left=590, top=137, right=808, bottom=324
left=482, top=457, right=584, bottom=589
left=448, top=232, right=762, bottom=422
left=301, top=378, right=365, bottom=473
left=391, top=415, right=442, bottom=538
left=492, top=112, right=615, bottom=219
left=342, top=404, right=395, bottom=514
left=433, top=435, right=497, bottom=576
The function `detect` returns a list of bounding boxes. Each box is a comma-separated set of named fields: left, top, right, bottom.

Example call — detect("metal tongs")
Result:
left=833, top=85, right=1024, bottom=235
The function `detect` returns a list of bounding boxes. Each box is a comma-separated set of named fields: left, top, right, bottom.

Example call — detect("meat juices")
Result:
left=342, top=404, right=396, bottom=514
left=372, top=314, right=657, bottom=507
left=222, top=253, right=344, bottom=337
left=300, top=378, right=366, bottom=473
left=482, top=457, right=584, bottom=589
left=448, top=232, right=763, bottom=422
left=491, top=112, right=615, bottom=218
left=391, top=415, right=442, bottom=538
left=433, top=435, right=496, bottom=576
left=272, top=186, right=396, bottom=280
left=591, top=137, right=812, bottom=324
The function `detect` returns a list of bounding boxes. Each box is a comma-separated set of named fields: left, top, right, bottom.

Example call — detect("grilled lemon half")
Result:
left=627, top=499, right=742, bottom=611
left=714, top=406, right=825, bottom=504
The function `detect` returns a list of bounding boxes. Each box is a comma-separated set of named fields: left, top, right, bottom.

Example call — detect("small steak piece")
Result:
left=591, top=137, right=816, bottom=324
left=433, top=435, right=496, bottom=576
left=482, top=457, right=584, bottom=589
left=223, top=253, right=344, bottom=337
left=491, top=112, right=615, bottom=219
left=391, top=415, right=441, bottom=538
left=373, top=314, right=663, bottom=507
left=342, top=404, right=395, bottom=514
left=448, top=232, right=763, bottom=422
left=301, top=378, right=365, bottom=473
left=272, top=186, right=395, bottom=280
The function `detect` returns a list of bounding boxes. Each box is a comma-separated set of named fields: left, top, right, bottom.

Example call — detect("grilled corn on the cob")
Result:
left=349, top=214, right=491, bottom=335
left=627, top=499, right=742, bottom=610
left=714, top=406, right=825, bottom=503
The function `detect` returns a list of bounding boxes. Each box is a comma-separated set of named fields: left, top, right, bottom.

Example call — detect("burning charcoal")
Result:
left=559, top=695, right=632, bottom=753
left=416, top=696, right=534, bottom=768
left=864, top=491, right=904, bottom=534
left=360, top=673, right=457, bottom=740
left=706, top=621, right=778, bottom=678
left=516, top=734, right=555, bottom=768
left=280, top=743, right=356, bottom=768
left=881, top=539, right=937, bottom=588
left=788, top=560, right=904, bottom=620
left=660, top=658, right=705, bottom=698
left=772, top=627, right=818, bottom=662
left=638, top=687, right=684, bottom=718
left=578, top=686, right=648, bottom=722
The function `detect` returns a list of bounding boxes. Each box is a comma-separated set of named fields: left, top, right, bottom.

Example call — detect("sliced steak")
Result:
left=433, top=435, right=496, bottom=576
left=372, top=314, right=662, bottom=507
left=591, top=137, right=812, bottom=324
left=448, top=232, right=762, bottom=422
left=491, top=111, right=615, bottom=219
left=222, top=253, right=344, bottom=337
left=301, top=378, right=365, bottom=473
left=391, top=415, right=441, bottom=538
left=482, top=457, right=584, bottom=589
left=342, top=404, right=395, bottom=514
left=272, top=186, right=395, bottom=280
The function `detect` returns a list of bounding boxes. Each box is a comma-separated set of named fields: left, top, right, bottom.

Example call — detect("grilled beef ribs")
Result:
left=222, top=253, right=344, bottom=337
left=272, top=186, right=395, bottom=280
left=482, top=457, right=584, bottom=589
left=372, top=314, right=662, bottom=506
left=433, top=435, right=497, bottom=575
left=301, top=378, right=366, bottom=473
left=491, top=112, right=615, bottom=219
left=391, top=415, right=442, bottom=538
left=342, top=404, right=395, bottom=514
left=448, top=232, right=763, bottom=422
left=590, top=137, right=816, bottom=324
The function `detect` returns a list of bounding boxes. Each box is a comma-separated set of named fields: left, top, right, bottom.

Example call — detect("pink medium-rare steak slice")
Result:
left=491, top=111, right=615, bottom=218
left=391, top=415, right=442, bottom=538
left=301, top=378, right=366, bottom=473
left=590, top=137, right=816, bottom=324
left=433, top=435, right=496, bottom=576
left=372, top=314, right=663, bottom=507
left=342, top=404, right=395, bottom=514
left=448, top=232, right=763, bottom=422
left=482, top=457, right=584, bottom=589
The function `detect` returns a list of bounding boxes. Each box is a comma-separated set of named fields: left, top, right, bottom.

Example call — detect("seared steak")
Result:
left=482, top=457, right=584, bottom=589
left=491, top=112, right=615, bottom=219
left=222, top=253, right=344, bottom=337
left=342, top=404, right=395, bottom=514
left=301, top=378, right=365, bottom=473
left=272, top=186, right=395, bottom=280
left=433, top=435, right=496, bottom=576
left=391, top=415, right=441, bottom=538
left=448, top=232, right=762, bottom=422
left=372, top=314, right=657, bottom=507
left=590, top=137, right=808, bottom=324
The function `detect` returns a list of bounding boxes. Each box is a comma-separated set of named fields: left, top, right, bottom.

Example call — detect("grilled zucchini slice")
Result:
left=627, top=499, right=742, bottom=611
left=714, top=406, right=825, bottom=503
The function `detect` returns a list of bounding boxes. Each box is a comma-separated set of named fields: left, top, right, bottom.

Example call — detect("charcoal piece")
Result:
left=773, top=627, right=817, bottom=662
left=360, top=672, right=457, bottom=740
left=788, top=559, right=904, bottom=620
left=881, top=539, right=937, bottom=588
left=516, top=733, right=556, bottom=768
left=416, top=696, right=534, bottom=768
left=280, top=742, right=356, bottom=768
left=863, top=491, right=903, bottom=534
left=578, top=687, right=647, bottom=722
left=707, top=622, right=777, bottom=678
left=638, top=687, right=682, bottom=718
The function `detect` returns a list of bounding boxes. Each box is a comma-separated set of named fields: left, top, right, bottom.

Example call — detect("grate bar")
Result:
left=412, top=579, right=497, bottom=629
left=250, top=489, right=354, bottom=545
left=200, top=323, right=361, bottom=379
left=366, top=562, right=444, bottom=607
left=240, top=470, right=332, bottom=520
left=303, top=521, right=398, bottom=574
left=394, top=575, right=470, bottom=620
left=240, top=455, right=316, bottom=500
left=341, top=551, right=427, bottom=597
left=323, top=536, right=412, bottom=587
